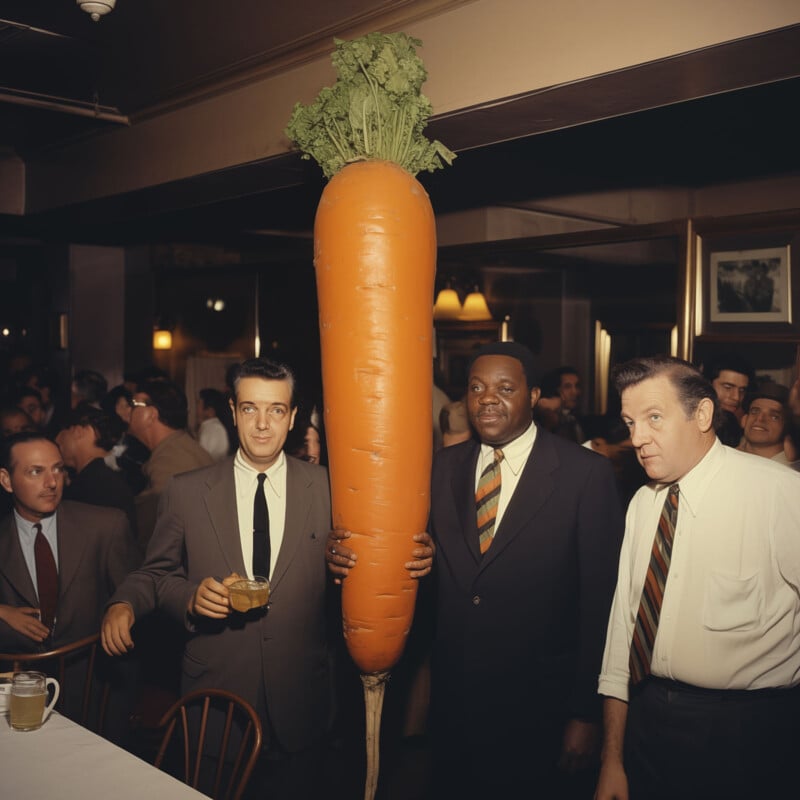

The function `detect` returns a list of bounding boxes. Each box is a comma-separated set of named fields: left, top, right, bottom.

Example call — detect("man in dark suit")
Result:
left=331, top=342, right=623, bottom=797
left=55, top=405, right=137, bottom=530
left=0, top=431, right=141, bottom=736
left=101, top=358, right=334, bottom=799
left=432, top=342, right=622, bottom=797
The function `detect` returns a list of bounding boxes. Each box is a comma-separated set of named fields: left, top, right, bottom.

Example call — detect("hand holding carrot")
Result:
left=326, top=529, right=434, bottom=584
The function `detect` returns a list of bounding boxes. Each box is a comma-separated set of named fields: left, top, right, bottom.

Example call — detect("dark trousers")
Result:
left=625, top=678, right=800, bottom=800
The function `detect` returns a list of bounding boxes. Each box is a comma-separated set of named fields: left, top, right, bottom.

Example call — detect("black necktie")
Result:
left=253, top=473, right=270, bottom=579
left=34, top=522, right=58, bottom=630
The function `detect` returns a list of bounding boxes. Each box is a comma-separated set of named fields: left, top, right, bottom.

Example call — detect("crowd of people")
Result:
left=1, top=344, right=800, bottom=799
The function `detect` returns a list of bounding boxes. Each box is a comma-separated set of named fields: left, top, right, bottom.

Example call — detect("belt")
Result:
left=644, top=676, right=800, bottom=701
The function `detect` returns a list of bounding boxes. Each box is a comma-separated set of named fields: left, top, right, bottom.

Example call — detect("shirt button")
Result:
left=472, top=595, right=481, bottom=606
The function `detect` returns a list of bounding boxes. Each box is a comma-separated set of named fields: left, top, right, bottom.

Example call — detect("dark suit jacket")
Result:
left=429, top=427, right=623, bottom=746
left=0, top=500, right=141, bottom=651
left=112, top=455, right=333, bottom=753
left=64, top=457, right=137, bottom=532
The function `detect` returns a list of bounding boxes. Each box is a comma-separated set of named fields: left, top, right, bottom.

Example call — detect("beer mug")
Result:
left=0, top=678, right=10, bottom=714
left=10, top=671, right=60, bottom=731
left=229, top=576, right=270, bottom=613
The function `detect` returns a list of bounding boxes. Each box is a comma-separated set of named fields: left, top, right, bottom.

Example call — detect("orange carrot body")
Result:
left=314, top=159, right=435, bottom=674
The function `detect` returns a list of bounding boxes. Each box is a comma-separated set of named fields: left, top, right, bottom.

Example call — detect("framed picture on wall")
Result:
left=709, top=246, right=791, bottom=323
left=696, top=228, right=800, bottom=340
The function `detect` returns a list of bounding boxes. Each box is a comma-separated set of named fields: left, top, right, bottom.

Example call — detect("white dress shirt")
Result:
left=475, top=422, right=537, bottom=531
left=599, top=438, right=800, bottom=701
left=14, top=511, right=59, bottom=592
left=233, top=450, right=288, bottom=579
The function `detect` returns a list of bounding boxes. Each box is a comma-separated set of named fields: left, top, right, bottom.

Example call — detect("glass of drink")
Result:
left=10, top=671, right=60, bottom=731
left=228, top=576, right=270, bottom=613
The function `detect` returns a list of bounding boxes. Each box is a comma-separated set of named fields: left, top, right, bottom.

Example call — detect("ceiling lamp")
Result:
left=459, top=288, right=493, bottom=321
left=433, top=287, right=462, bottom=320
left=77, top=0, right=116, bottom=22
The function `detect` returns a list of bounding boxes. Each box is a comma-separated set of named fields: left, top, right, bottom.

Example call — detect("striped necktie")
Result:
left=476, top=448, right=504, bottom=554
left=629, top=483, right=680, bottom=686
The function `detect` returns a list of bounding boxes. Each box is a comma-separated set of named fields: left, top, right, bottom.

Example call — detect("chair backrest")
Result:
left=154, top=688, right=263, bottom=800
left=0, top=633, right=110, bottom=733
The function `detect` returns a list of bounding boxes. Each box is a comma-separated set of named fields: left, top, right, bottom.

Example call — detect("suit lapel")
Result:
left=204, top=460, right=248, bottom=577
left=479, top=429, right=558, bottom=569
left=270, top=457, right=310, bottom=592
left=0, top=514, right=38, bottom=605
left=450, top=442, right=483, bottom=566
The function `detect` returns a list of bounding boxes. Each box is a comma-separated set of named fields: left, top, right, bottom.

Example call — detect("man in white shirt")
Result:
left=595, top=355, right=800, bottom=800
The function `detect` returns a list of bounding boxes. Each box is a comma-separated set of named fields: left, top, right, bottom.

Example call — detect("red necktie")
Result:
left=34, top=522, right=58, bottom=630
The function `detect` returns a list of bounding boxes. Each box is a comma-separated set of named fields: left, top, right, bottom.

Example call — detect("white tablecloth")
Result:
left=0, top=711, right=209, bottom=799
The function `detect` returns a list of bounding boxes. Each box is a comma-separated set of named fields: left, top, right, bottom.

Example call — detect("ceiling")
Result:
left=1, top=2, right=800, bottom=254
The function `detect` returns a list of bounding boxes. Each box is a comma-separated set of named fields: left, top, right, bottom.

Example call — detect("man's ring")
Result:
left=331, top=546, right=336, bottom=557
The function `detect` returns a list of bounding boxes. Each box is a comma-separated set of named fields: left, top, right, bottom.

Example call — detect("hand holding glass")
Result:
left=228, top=576, right=270, bottom=612
left=10, top=671, right=60, bottom=731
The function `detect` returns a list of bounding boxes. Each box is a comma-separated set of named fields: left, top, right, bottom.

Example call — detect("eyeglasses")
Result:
left=128, top=399, right=152, bottom=410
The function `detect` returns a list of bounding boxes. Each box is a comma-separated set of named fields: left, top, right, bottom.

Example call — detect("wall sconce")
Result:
left=153, top=329, right=173, bottom=350
left=500, top=315, right=513, bottom=342
left=459, top=287, right=493, bottom=321
left=433, top=287, right=462, bottom=320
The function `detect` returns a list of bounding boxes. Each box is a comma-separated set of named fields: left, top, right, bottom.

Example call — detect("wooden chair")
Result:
left=0, top=632, right=110, bottom=733
left=153, top=688, right=263, bottom=800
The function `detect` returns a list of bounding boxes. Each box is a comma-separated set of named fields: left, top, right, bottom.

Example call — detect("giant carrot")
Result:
left=286, top=32, right=453, bottom=799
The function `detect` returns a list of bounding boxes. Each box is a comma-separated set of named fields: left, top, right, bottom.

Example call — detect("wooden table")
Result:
left=0, top=711, right=209, bottom=799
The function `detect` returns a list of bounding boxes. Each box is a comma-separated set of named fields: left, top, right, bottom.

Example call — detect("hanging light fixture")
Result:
left=459, top=287, right=493, bottom=321
left=153, top=328, right=173, bottom=350
left=77, top=0, right=116, bottom=22
left=433, top=286, right=462, bottom=320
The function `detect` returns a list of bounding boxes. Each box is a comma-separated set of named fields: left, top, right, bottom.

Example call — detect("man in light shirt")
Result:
left=595, top=355, right=800, bottom=800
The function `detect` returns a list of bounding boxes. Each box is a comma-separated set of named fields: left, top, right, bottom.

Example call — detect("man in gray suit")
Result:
left=0, top=431, right=141, bottom=737
left=102, top=358, right=334, bottom=798
left=0, top=431, right=140, bottom=650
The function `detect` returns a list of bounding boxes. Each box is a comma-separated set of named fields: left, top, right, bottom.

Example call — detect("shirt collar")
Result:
left=14, top=510, right=57, bottom=541
left=480, top=421, right=536, bottom=476
left=651, top=437, right=723, bottom=518
left=234, top=449, right=286, bottom=496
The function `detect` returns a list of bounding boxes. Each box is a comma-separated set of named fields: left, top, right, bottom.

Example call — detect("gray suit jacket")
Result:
left=112, top=455, right=333, bottom=753
left=0, top=500, right=141, bottom=651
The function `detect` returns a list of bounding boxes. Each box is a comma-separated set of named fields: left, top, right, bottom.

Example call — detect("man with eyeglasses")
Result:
left=102, top=358, right=431, bottom=799
left=126, top=380, right=212, bottom=549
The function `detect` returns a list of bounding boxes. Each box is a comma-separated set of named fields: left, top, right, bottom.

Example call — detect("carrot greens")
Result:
left=285, top=32, right=455, bottom=178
